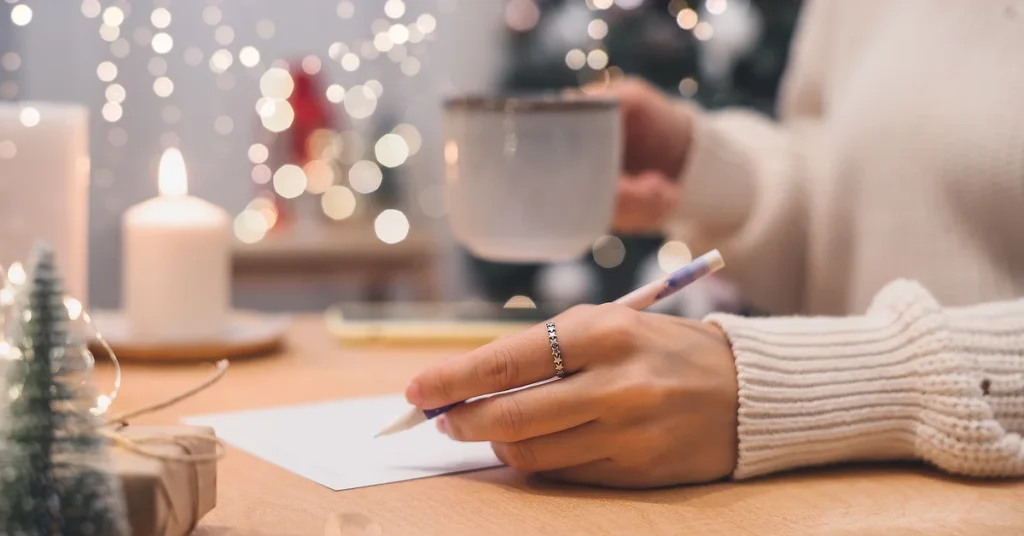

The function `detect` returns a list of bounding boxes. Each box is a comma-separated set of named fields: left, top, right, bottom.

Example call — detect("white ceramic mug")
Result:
left=443, top=95, right=621, bottom=262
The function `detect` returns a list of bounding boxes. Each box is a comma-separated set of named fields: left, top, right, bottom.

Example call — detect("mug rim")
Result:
left=444, top=93, right=618, bottom=112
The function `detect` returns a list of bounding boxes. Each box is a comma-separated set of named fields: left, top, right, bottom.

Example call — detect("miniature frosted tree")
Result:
left=0, top=242, right=129, bottom=536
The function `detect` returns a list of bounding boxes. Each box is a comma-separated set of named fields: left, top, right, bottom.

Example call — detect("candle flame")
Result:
left=158, top=148, right=188, bottom=197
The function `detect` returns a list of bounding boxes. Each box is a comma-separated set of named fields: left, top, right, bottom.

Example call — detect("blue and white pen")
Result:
left=374, top=249, right=725, bottom=437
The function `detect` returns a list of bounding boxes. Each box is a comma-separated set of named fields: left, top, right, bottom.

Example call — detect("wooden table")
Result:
left=232, top=218, right=441, bottom=302
left=99, top=317, right=1024, bottom=535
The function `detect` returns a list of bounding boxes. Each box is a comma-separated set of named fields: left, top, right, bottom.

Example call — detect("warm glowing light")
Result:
left=210, top=49, right=234, bottom=73
left=588, top=19, right=609, bottom=39
left=615, top=0, right=643, bottom=9
left=64, top=297, right=83, bottom=321
left=374, top=209, right=410, bottom=244
left=215, top=25, right=235, bottom=45
left=349, top=160, right=383, bottom=194
left=374, top=32, right=394, bottom=52
left=102, top=102, right=123, bottom=123
left=158, top=148, right=188, bottom=197
left=417, top=14, right=437, bottom=33
left=385, top=0, right=405, bottom=18
left=365, top=80, right=384, bottom=98
left=322, top=186, right=356, bottom=220
left=302, top=55, right=322, bottom=75
left=99, top=24, right=120, bottom=42
left=375, top=134, right=409, bottom=168
left=408, top=24, right=425, bottom=43
left=444, top=140, right=459, bottom=165
left=303, top=160, right=335, bottom=194
left=505, top=0, right=540, bottom=32
left=203, top=6, right=222, bottom=25
left=257, top=19, right=275, bottom=39
left=247, top=197, right=279, bottom=229
left=401, top=57, right=421, bottom=76
left=153, top=76, right=174, bottom=97
left=260, top=67, right=294, bottom=99
left=657, top=241, right=692, bottom=273
left=341, top=53, right=361, bottom=72
left=97, top=61, right=118, bottom=82
left=388, top=24, right=410, bottom=45
left=261, top=100, right=295, bottom=132
left=336, top=1, right=355, bottom=19
left=326, top=84, right=345, bottom=103
left=151, top=8, right=171, bottom=28
left=0, top=82, right=18, bottom=100
left=592, top=0, right=614, bottom=8
left=11, top=4, right=32, bottom=26
left=239, top=46, right=261, bottom=67
left=19, top=107, right=40, bottom=128
left=565, top=49, right=586, bottom=70
left=273, top=165, right=307, bottom=199
left=1, top=53, right=20, bottom=72
left=676, top=8, right=698, bottom=29
left=587, top=49, right=609, bottom=69
left=393, top=124, right=422, bottom=155
left=343, top=85, right=376, bottom=118
left=152, top=32, right=174, bottom=54
left=592, top=235, right=626, bottom=268
left=256, top=98, right=276, bottom=118
left=504, top=295, right=537, bottom=309
left=248, top=143, right=269, bottom=164
left=234, top=210, right=268, bottom=244
left=7, top=262, right=26, bottom=286
left=707, top=0, right=727, bottom=15
left=694, top=21, right=714, bottom=41
left=678, top=77, right=698, bottom=97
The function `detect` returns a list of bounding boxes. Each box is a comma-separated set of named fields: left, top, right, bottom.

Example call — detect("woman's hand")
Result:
left=404, top=303, right=739, bottom=489
left=591, top=77, right=694, bottom=235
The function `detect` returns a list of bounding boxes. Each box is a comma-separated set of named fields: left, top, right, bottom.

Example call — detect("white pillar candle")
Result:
left=122, top=148, right=230, bottom=342
left=0, top=103, right=89, bottom=304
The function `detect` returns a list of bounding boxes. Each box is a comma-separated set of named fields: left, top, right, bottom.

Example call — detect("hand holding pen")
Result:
left=375, top=250, right=741, bottom=488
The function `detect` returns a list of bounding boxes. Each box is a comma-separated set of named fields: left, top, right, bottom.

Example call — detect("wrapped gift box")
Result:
left=110, top=425, right=218, bottom=536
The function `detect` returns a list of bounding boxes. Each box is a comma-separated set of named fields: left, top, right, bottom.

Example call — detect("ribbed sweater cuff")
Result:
left=705, top=280, right=1024, bottom=480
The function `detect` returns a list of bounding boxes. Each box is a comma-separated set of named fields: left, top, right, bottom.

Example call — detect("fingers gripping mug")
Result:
left=443, top=95, right=621, bottom=262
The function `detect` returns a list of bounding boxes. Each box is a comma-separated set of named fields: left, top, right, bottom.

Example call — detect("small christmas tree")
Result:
left=0, top=242, right=129, bottom=536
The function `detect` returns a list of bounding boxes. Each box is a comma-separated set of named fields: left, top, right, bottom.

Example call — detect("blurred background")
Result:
left=0, top=0, right=801, bottom=318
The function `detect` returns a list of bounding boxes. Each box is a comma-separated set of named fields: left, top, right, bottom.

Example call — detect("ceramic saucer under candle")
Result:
left=88, top=310, right=290, bottom=361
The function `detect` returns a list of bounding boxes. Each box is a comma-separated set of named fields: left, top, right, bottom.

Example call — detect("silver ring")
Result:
left=546, top=321, right=565, bottom=378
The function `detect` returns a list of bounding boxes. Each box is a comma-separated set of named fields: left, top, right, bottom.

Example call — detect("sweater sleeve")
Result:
left=665, top=0, right=833, bottom=314
left=705, top=280, right=1024, bottom=480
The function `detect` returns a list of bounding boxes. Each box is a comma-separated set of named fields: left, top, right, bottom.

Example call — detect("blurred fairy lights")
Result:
left=11, top=4, right=32, bottom=26
left=657, top=241, right=692, bottom=273
left=67, top=2, right=443, bottom=246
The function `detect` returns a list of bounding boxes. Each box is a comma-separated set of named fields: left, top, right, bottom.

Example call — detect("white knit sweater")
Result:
left=670, top=1, right=1024, bottom=479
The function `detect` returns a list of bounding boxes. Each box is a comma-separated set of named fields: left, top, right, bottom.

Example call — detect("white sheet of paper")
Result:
left=183, top=394, right=502, bottom=491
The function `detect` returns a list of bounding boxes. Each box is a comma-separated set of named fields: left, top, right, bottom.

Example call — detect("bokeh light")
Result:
left=707, top=0, right=728, bottom=15
left=81, top=0, right=101, bottom=19
left=273, top=164, right=308, bottom=199
left=326, top=84, right=346, bottom=103
left=565, top=49, right=586, bottom=70
left=504, top=295, right=537, bottom=309
left=348, top=160, right=383, bottom=194
left=257, top=20, right=276, bottom=39
left=676, top=9, right=698, bottom=30
left=105, top=83, right=126, bottom=104
left=151, top=8, right=171, bottom=29
left=251, top=164, right=272, bottom=184
left=19, top=107, right=40, bottom=128
left=110, top=38, right=130, bottom=58
left=214, top=115, right=234, bottom=135
left=506, top=0, right=540, bottom=32
left=240, top=46, right=261, bottom=68
left=215, top=25, right=235, bottom=46
left=418, top=184, right=447, bottom=218
left=234, top=210, right=268, bottom=244
left=375, top=134, right=409, bottom=168
left=260, top=68, right=294, bottom=99
left=401, top=57, right=421, bottom=76
left=203, top=6, right=222, bottom=26
left=343, top=85, right=377, bottom=119
left=302, top=55, right=322, bottom=75
left=184, top=47, right=204, bottom=66
left=388, top=24, right=410, bottom=45
left=374, top=209, right=410, bottom=244
left=0, top=140, right=18, bottom=160
left=341, top=53, right=361, bottom=72
left=678, top=77, right=698, bottom=97
left=210, top=49, right=234, bottom=73
left=151, top=32, right=174, bottom=54
left=592, top=235, right=626, bottom=268
left=392, top=124, right=422, bottom=155
left=153, top=76, right=174, bottom=97
left=365, top=80, right=384, bottom=98
left=588, top=19, right=608, bottom=39
left=261, top=100, right=294, bottom=132
left=1, top=53, right=21, bottom=72
left=384, top=0, right=406, bottom=19
left=337, top=1, right=355, bottom=19
left=248, top=143, right=269, bottom=164
left=587, top=49, right=609, bottom=69
left=99, top=25, right=120, bottom=42
left=11, top=4, right=33, bottom=26
left=417, top=14, right=437, bottom=33
left=322, top=186, right=356, bottom=220
left=304, top=160, right=335, bottom=194
left=329, top=42, right=347, bottom=60
left=657, top=241, right=693, bottom=273
left=694, top=21, right=714, bottom=41
left=387, top=44, right=408, bottom=62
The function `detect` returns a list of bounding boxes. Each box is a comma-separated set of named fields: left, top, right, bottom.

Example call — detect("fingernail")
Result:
left=435, top=415, right=450, bottom=436
left=405, top=382, right=424, bottom=406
